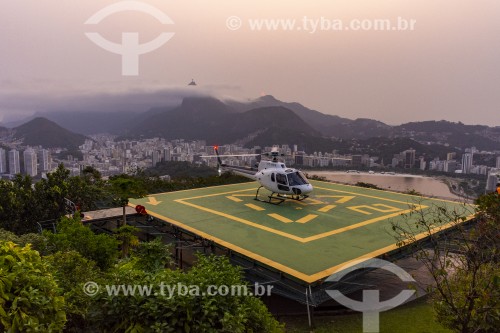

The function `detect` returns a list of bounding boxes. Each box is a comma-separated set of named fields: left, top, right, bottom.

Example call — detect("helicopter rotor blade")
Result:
left=200, top=154, right=260, bottom=158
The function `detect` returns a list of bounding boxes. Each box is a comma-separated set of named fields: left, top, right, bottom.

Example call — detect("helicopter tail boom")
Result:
left=213, top=146, right=224, bottom=167
left=213, top=146, right=258, bottom=180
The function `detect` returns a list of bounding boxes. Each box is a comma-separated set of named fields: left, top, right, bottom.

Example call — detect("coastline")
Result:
left=306, top=170, right=463, bottom=201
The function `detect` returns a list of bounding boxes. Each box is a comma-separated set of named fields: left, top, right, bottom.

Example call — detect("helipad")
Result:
left=129, top=180, right=473, bottom=283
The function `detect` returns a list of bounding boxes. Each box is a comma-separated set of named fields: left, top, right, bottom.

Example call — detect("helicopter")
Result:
left=202, top=146, right=313, bottom=204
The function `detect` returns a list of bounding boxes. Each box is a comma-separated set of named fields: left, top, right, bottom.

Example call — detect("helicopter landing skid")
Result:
left=254, top=186, right=285, bottom=205
left=254, top=186, right=309, bottom=205
left=290, top=194, right=309, bottom=201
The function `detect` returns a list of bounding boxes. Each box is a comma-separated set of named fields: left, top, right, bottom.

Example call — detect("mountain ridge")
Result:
left=226, top=95, right=392, bottom=139
left=5, top=95, right=500, bottom=152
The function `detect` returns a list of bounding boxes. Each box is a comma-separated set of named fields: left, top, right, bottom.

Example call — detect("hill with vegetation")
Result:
left=227, top=95, right=393, bottom=139
left=13, top=117, right=87, bottom=149
left=394, top=120, right=500, bottom=151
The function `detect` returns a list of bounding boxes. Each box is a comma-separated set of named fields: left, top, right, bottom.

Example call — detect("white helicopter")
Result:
left=203, top=146, right=313, bottom=204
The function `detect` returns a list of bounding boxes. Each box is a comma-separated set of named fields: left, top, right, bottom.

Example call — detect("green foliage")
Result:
left=44, top=216, right=119, bottom=270
left=45, top=250, right=102, bottom=332
left=0, top=241, right=66, bottom=332
left=108, top=175, right=147, bottom=226
left=475, top=192, right=500, bottom=224
left=114, top=225, right=140, bottom=258
left=0, top=228, right=49, bottom=255
left=355, top=182, right=381, bottom=189
left=17, top=232, right=49, bottom=255
left=45, top=250, right=101, bottom=293
left=137, top=170, right=251, bottom=195
left=392, top=194, right=500, bottom=333
left=308, top=174, right=327, bottom=181
left=285, top=297, right=451, bottom=333
left=88, top=254, right=284, bottom=332
left=0, top=174, right=40, bottom=234
left=108, top=175, right=147, bottom=207
left=132, top=238, right=173, bottom=273
left=0, top=229, right=20, bottom=243
left=66, top=166, right=106, bottom=212
left=0, top=164, right=106, bottom=235
left=404, top=189, right=423, bottom=196
left=0, top=164, right=249, bottom=235
left=433, top=263, right=500, bottom=333
left=34, top=164, right=71, bottom=221
left=146, top=161, right=218, bottom=178
left=467, top=193, right=500, bottom=264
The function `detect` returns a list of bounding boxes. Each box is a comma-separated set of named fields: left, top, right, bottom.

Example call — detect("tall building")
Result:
left=39, top=149, right=50, bottom=172
left=8, top=149, right=20, bottom=174
left=351, top=155, right=362, bottom=168
left=23, top=149, right=38, bottom=177
left=391, top=153, right=403, bottom=168
left=419, top=157, right=426, bottom=170
left=163, top=148, right=171, bottom=162
left=294, top=152, right=304, bottom=165
left=0, top=148, right=6, bottom=174
left=496, top=156, right=500, bottom=169
left=151, top=150, right=160, bottom=167
left=446, top=152, right=456, bottom=161
left=404, top=149, right=416, bottom=168
left=444, top=160, right=458, bottom=173
left=461, top=153, right=473, bottom=174
left=485, top=169, right=500, bottom=193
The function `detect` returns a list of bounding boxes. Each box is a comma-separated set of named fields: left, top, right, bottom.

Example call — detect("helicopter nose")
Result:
left=292, top=184, right=313, bottom=195
left=301, top=184, right=313, bottom=194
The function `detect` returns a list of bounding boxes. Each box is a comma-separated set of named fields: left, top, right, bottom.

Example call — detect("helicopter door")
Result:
left=275, top=173, right=289, bottom=192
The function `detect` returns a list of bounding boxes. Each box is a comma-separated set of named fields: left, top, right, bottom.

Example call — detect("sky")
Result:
left=1, top=0, right=500, bottom=126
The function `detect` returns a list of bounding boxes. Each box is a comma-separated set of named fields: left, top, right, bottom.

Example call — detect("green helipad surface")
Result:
left=129, top=180, right=474, bottom=283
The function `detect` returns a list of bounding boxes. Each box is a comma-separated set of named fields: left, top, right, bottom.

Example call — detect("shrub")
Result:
left=0, top=241, right=66, bottom=332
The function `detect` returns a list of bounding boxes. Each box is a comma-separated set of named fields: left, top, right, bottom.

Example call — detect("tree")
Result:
left=114, top=225, right=140, bottom=258
left=392, top=194, right=500, bottom=333
left=0, top=164, right=105, bottom=235
left=34, top=164, right=71, bottom=221
left=44, top=216, right=119, bottom=270
left=108, top=175, right=147, bottom=226
left=0, top=241, right=66, bottom=332
left=66, top=166, right=106, bottom=212
left=132, top=237, right=173, bottom=272
left=0, top=175, right=40, bottom=234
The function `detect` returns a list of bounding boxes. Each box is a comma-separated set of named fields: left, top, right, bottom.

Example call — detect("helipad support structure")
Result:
left=129, top=180, right=474, bottom=285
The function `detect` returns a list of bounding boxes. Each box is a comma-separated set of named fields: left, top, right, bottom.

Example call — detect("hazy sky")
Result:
left=1, top=1, right=500, bottom=125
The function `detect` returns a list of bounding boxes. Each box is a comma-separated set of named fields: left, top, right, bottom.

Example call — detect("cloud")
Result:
left=0, top=85, right=219, bottom=123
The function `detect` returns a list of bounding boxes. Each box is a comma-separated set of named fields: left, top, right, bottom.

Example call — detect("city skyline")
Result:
left=1, top=136, right=496, bottom=178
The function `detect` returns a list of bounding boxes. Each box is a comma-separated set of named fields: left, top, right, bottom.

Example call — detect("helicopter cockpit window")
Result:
left=271, top=173, right=275, bottom=182
left=276, top=173, right=288, bottom=185
left=281, top=164, right=285, bottom=168
left=287, top=172, right=309, bottom=186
